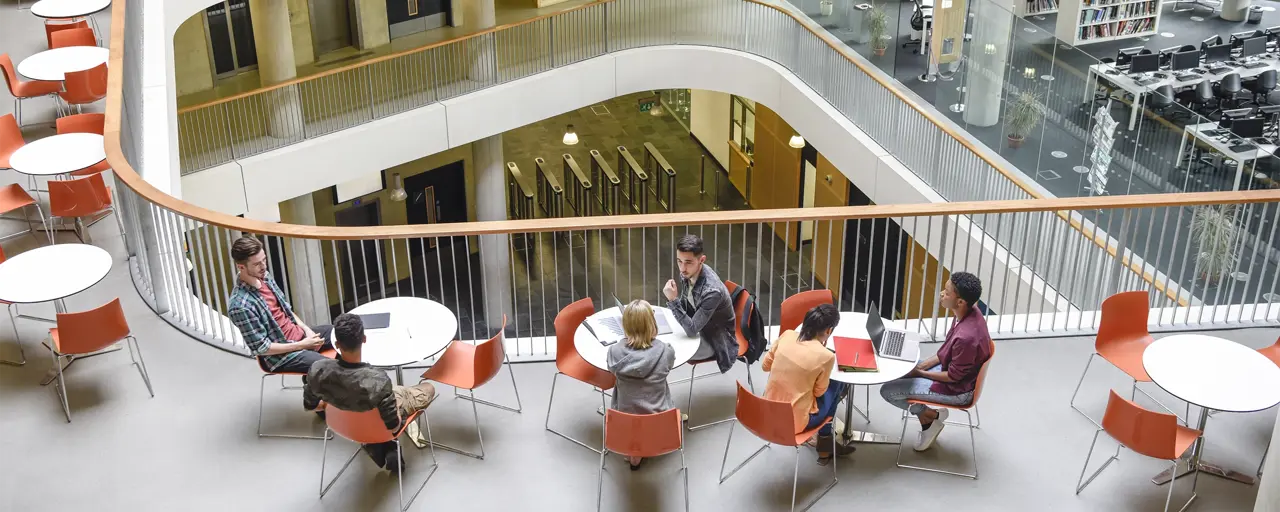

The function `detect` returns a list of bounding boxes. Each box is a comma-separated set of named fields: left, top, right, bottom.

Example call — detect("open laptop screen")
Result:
left=864, top=303, right=886, bottom=351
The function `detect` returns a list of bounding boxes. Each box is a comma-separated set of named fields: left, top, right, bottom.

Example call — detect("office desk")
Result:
left=1175, top=122, right=1277, bottom=190
left=1085, top=54, right=1280, bottom=131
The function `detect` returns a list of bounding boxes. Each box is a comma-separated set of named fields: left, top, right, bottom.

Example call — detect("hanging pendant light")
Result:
left=788, top=134, right=805, bottom=148
left=389, top=173, right=407, bottom=202
left=563, top=124, right=579, bottom=145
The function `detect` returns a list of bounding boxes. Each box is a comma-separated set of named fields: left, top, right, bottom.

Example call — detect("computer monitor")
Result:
left=1243, top=36, right=1268, bottom=58
left=1219, top=107, right=1255, bottom=130
left=1231, top=117, right=1265, bottom=138
left=1171, top=50, right=1200, bottom=72
left=1269, top=26, right=1280, bottom=44
left=1202, top=35, right=1223, bottom=50
left=1260, top=104, right=1280, bottom=116
left=1232, top=31, right=1260, bottom=49
left=1116, top=46, right=1143, bottom=67
left=1129, top=53, right=1160, bottom=74
left=1158, top=46, right=1181, bottom=67
left=1204, top=43, right=1233, bottom=63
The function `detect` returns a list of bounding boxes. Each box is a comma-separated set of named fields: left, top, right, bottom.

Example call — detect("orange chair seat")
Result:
left=421, top=341, right=480, bottom=389
left=1, top=53, right=61, bottom=98
left=256, top=348, right=337, bottom=375
left=70, top=160, right=110, bottom=177
left=49, top=326, right=118, bottom=355
left=907, top=396, right=976, bottom=411
left=1096, top=333, right=1155, bottom=382
left=559, top=350, right=615, bottom=390
left=1171, top=424, right=1201, bottom=458
left=0, top=184, right=36, bottom=213
left=794, top=418, right=829, bottom=446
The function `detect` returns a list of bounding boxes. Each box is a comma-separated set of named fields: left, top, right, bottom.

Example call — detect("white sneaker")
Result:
left=914, top=409, right=949, bottom=452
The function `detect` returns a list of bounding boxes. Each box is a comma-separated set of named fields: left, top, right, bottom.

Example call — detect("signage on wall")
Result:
left=638, top=96, right=659, bottom=112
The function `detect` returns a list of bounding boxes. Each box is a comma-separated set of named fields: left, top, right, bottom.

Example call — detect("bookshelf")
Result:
left=1017, top=0, right=1058, bottom=16
left=1055, top=0, right=1160, bottom=45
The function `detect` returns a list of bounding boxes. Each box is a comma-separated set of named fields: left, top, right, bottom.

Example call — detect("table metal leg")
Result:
left=1233, top=160, right=1245, bottom=191
left=1152, top=407, right=1254, bottom=486
left=838, top=385, right=900, bottom=445
left=395, top=366, right=404, bottom=386
left=1128, top=91, right=1143, bottom=131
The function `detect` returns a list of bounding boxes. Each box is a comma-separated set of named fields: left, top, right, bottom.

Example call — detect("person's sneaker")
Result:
left=914, top=409, right=949, bottom=452
left=815, top=433, right=856, bottom=465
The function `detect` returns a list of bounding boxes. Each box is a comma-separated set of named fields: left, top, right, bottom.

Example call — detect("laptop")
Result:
left=588, top=297, right=674, bottom=345
left=865, top=303, right=921, bottom=363
left=358, top=313, right=391, bottom=330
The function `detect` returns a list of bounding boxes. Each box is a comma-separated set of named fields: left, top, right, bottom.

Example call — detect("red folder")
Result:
left=834, top=336, right=877, bottom=372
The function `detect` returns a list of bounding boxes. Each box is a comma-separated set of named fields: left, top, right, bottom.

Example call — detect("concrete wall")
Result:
left=288, top=0, right=317, bottom=66
left=690, top=89, right=731, bottom=172
left=352, top=0, right=390, bottom=49
left=172, top=15, right=214, bottom=97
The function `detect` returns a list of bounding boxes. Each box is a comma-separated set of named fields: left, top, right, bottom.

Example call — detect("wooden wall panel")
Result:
left=750, top=103, right=803, bottom=249
left=812, top=154, right=849, bottom=297
left=901, top=236, right=950, bottom=319
left=728, top=141, right=750, bottom=199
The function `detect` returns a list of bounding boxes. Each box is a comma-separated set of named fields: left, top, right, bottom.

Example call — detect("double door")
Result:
left=387, top=0, right=449, bottom=38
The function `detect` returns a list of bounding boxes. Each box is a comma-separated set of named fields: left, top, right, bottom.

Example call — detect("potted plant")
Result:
left=1005, top=90, right=1043, bottom=148
left=1190, top=204, right=1240, bottom=285
left=867, top=5, right=888, bottom=56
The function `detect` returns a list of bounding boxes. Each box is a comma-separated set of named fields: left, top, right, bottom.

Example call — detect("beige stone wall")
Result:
left=288, top=0, right=317, bottom=66
left=173, top=15, right=215, bottom=97
left=353, top=0, right=390, bottom=49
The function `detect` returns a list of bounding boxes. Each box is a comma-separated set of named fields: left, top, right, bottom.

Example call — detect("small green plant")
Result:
left=868, top=5, right=889, bottom=54
left=1190, top=204, right=1240, bottom=285
left=1005, top=90, right=1044, bottom=147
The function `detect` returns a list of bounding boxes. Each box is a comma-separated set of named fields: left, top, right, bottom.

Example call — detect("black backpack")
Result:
left=731, top=286, right=768, bottom=364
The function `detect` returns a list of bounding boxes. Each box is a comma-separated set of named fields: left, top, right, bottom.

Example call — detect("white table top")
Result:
left=0, top=244, right=111, bottom=304
left=17, top=46, right=109, bottom=82
left=1091, top=54, right=1280, bottom=96
left=31, top=0, right=111, bottom=18
left=8, top=133, right=105, bottom=176
left=331, top=297, right=458, bottom=368
left=1185, top=122, right=1279, bottom=165
left=574, top=306, right=701, bottom=371
left=807, top=312, right=919, bottom=385
left=1144, top=334, right=1280, bottom=413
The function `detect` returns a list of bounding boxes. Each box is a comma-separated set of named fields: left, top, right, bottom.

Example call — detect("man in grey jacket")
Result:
left=663, top=234, right=738, bottom=374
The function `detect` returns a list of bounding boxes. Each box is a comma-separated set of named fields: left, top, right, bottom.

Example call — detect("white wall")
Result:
left=690, top=89, right=732, bottom=171
left=177, top=45, right=1060, bottom=316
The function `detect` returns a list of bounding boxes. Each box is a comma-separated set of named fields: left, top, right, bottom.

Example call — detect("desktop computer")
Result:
left=1116, top=46, right=1143, bottom=68
left=1243, top=36, right=1268, bottom=59
left=1202, top=35, right=1223, bottom=51
left=1232, top=30, right=1262, bottom=49
left=1158, top=46, right=1181, bottom=68
left=1204, top=43, right=1233, bottom=63
left=1171, top=50, right=1199, bottom=71
left=1231, top=117, right=1265, bottom=140
left=1129, top=53, right=1160, bottom=75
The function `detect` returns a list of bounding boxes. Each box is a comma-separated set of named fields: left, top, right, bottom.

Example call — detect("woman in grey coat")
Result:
left=607, top=299, right=676, bottom=469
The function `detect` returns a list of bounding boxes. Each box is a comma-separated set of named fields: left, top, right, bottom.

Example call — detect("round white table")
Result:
left=331, top=297, right=458, bottom=384
left=1143, top=334, right=1280, bottom=487
left=31, top=0, right=111, bottom=18
left=573, top=306, right=701, bottom=371
left=8, top=133, right=105, bottom=177
left=17, top=46, right=109, bottom=82
left=806, top=311, right=920, bottom=444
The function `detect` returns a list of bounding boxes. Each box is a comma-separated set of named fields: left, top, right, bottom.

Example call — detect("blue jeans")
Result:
left=804, top=381, right=846, bottom=436
left=879, top=365, right=973, bottom=416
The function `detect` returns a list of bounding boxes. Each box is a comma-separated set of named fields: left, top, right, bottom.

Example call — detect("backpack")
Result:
left=731, top=286, right=768, bottom=364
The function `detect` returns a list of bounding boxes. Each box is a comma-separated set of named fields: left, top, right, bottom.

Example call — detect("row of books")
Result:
left=1082, top=0, right=1155, bottom=6
left=1025, top=0, right=1057, bottom=13
left=1078, top=4, right=1155, bottom=24
left=1077, top=18, right=1154, bottom=40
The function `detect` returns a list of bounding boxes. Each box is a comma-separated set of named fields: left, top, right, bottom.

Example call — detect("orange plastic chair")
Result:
left=0, top=55, right=61, bottom=127
left=56, top=113, right=110, bottom=176
left=319, top=408, right=437, bottom=512
left=1257, top=337, right=1280, bottom=477
left=0, top=114, right=23, bottom=170
left=546, top=297, right=615, bottom=453
left=58, top=63, right=107, bottom=112
left=719, top=382, right=836, bottom=512
left=779, top=289, right=833, bottom=333
left=256, top=347, right=337, bottom=439
left=420, top=315, right=520, bottom=459
left=597, top=408, right=688, bottom=512
left=1075, top=390, right=1201, bottom=512
left=682, top=280, right=755, bottom=431
left=0, top=182, right=49, bottom=245
left=1069, top=291, right=1183, bottom=427
left=0, top=245, right=27, bottom=367
left=48, top=298, right=153, bottom=422
left=44, top=20, right=90, bottom=49
left=49, top=172, right=125, bottom=245
left=50, top=28, right=96, bottom=48
left=896, top=339, right=995, bottom=479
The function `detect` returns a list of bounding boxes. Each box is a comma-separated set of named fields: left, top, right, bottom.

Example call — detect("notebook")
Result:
left=358, top=313, right=391, bottom=330
left=833, top=336, right=877, bottom=372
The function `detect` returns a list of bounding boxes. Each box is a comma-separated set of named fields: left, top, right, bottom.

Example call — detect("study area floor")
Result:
left=0, top=213, right=1272, bottom=510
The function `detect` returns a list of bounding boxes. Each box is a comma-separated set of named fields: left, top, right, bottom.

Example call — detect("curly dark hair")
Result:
left=950, top=272, right=982, bottom=307
left=798, top=303, right=840, bottom=340
left=332, top=313, right=364, bottom=352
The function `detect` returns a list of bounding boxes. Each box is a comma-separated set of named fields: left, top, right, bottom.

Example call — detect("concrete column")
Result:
left=352, top=0, right=391, bottom=49
left=248, top=0, right=301, bottom=137
left=961, top=0, right=1013, bottom=128
left=1258, top=410, right=1280, bottom=511
left=280, top=194, right=332, bottom=325
left=465, top=0, right=496, bottom=83
left=1221, top=0, right=1252, bottom=22
left=473, top=136, right=511, bottom=327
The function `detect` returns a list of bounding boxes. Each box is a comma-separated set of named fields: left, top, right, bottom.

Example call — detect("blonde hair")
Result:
left=622, top=300, right=658, bottom=349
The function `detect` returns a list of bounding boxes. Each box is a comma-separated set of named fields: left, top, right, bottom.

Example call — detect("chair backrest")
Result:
left=50, top=28, right=96, bottom=48
left=0, top=54, right=18, bottom=95
left=1100, top=390, right=1180, bottom=460
left=45, top=20, right=90, bottom=49
left=1096, top=290, right=1150, bottom=351
left=734, top=382, right=803, bottom=445
left=56, top=113, right=105, bottom=135
left=472, top=315, right=508, bottom=388
left=724, top=281, right=750, bottom=358
left=553, top=297, right=594, bottom=368
left=779, top=289, right=833, bottom=334
left=1258, top=336, right=1280, bottom=368
left=1221, top=73, right=1242, bottom=92
left=60, top=63, right=108, bottom=104
left=0, top=114, right=22, bottom=169
left=49, top=172, right=112, bottom=218
left=1151, top=85, right=1174, bottom=107
left=1178, top=44, right=1197, bottom=52
left=325, top=407, right=396, bottom=444
left=604, top=408, right=683, bottom=458
left=1261, top=70, right=1278, bottom=90
left=969, top=339, right=995, bottom=405
left=54, top=298, right=131, bottom=355
left=1195, top=80, right=1214, bottom=102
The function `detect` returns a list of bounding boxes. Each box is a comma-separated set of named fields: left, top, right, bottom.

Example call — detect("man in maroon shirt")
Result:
left=879, top=272, right=991, bottom=452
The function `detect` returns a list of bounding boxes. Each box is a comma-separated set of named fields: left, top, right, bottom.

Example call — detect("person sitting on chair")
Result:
left=879, top=271, right=991, bottom=452
left=607, top=300, right=677, bottom=470
left=762, top=303, right=856, bottom=465
left=303, top=314, right=437, bottom=473
left=662, top=234, right=737, bottom=374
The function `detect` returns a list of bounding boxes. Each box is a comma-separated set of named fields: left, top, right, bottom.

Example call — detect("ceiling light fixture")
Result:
left=563, top=124, right=579, bottom=145
left=389, top=173, right=407, bottom=202
left=788, top=134, right=805, bottom=149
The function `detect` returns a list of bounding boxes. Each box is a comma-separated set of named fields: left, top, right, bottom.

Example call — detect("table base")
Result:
left=839, top=428, right=901, bottom=444
left=40, top=342, right=123, bottom=386
left=1152, top=457, right=1257, bottom=486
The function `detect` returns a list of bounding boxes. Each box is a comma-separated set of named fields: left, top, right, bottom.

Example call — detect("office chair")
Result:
left=1261, top=105, right=1280, bottom=137
left=1095, top=58, right=1121, bottom=106
left=1146, top=85, right=1178, bottom=125
left=903, top=0, right=929, bottom=54
left=1178, top=44, right=1197, bottom=53
left=1246, top=69, right=1277, bottom=106
left=1177, top=81, right=1217, bottom=117
left=1215, top=73, right=1244, bottom=112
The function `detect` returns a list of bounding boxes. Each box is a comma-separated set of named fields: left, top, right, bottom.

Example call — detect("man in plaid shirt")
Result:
left=228, top=237, right=334, bottom=382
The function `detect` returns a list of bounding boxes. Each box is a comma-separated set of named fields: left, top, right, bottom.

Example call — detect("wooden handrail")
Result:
left=106, top=0, right=1280, bottom=242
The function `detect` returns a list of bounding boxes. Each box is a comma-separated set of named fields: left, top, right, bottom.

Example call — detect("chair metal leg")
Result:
left=1260, top=439, right=1270, bottom=478
left=1075, top=429, right=1121, bottom=494
left=791, top=447, right=800, bottom=512
left=544, top=372, right=606, bottom=454
left=792, top=439, right=839, bottom=511
left=126, top=336, right=154, bottom=397
left=453, top=356, right=522, bottom=413
left=680, top=447, right=690, bottom=512
left=318, top=442, right=363, bottom=498
left=1069, top=353, right=1101, bottom=427
left=52, top=346, right=71, bottom=422
left=718, top=419, right=770, bottom=484
left=596, top=446, right=608, bottom=512
left=0, top=303, right=25, bottom=366
left=895, top=408, right=979, bottom=478
left=257, top=373, right=329, bottom=440
left=687, top=361, right=749, bottom=431
left=424, top=389, right=486, bottom=459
